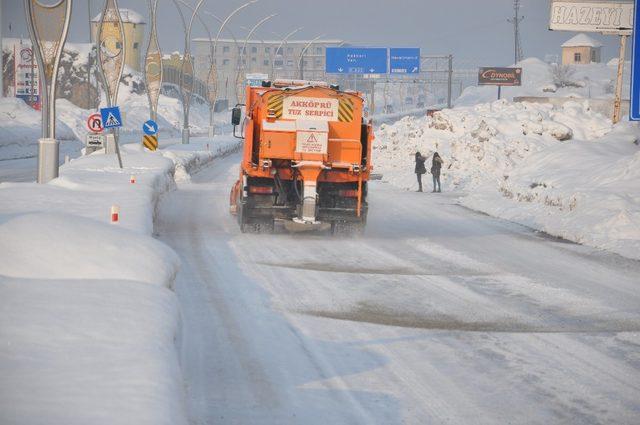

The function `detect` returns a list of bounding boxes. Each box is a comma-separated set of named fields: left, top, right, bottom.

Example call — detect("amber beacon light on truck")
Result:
left=229, top=79, right=375, bottom=234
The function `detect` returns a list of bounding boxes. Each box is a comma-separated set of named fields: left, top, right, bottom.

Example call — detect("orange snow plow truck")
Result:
left=229, top=79, right=374, bottom=234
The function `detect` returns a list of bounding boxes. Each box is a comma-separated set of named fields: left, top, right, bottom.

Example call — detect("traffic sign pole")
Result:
left=630, top=0, right=639, bottom=121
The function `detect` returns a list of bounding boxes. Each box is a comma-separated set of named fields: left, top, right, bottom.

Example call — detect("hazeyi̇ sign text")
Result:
left=549, top=1, right=634, bottom=34
left=282, top=97, right=340, bottom=121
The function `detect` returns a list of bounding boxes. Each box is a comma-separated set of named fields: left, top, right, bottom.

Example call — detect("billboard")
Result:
left=478, top=67, right=522, bottom=86
left=549, top=1, right=634, bottom=34
left=325, top=47, right=388, bottom=74
left=13, top=43, right=41, bottom=110
left=390, top=48, right=421, bottom=74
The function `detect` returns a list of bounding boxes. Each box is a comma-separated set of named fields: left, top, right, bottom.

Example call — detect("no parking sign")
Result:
left=86, top=113, right=103, bottom=133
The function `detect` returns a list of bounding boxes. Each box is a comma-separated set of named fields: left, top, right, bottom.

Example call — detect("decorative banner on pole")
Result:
left=144, top=0, right=163, bottom=123
left=24, top=0, right=73, bottom=183
left=97, top=0, right=125, bottom=168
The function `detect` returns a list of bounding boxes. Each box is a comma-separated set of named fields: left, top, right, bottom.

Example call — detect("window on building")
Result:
left=263, top=59, right=270, bottom=66
left=238, top=47, right=246, bottom=54
left=574, top=52, right=581, bottom=63
left=287, top=47, right=293, bottom=54
left=251, top=46, right=257, bottom=53
left=133, top=42, right=139, bottom=49
left=315, top=47, right=322, bottom=54
left=314, top=58, right=322, bottom=67
left=276, top=47, right=283, bottom=56
left=287, top=59, right=293, bottom=67
left=223, top=59, right=230, bottom=66
left=265, top=47, right=271, bottom=53
left=251, top=57, right=257, bottom=63
left=274, top=59, right=283, bottom=67
left=591, top=49, right=596, bottom=62
left=223, top=46, right=230, bottom=53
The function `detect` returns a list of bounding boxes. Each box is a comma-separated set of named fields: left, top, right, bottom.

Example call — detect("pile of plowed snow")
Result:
left=373, top=99, right=640, bottom=259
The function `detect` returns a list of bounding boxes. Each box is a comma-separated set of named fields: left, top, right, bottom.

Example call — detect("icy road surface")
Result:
left=157, top=153, right=640, bottom=425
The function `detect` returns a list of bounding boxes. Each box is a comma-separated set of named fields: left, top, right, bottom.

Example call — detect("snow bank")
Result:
left=0, top=136, right=239, bottom=424
left=0, top=275, right=186, bottom=425
left=0, top=213, right=179, bottom=286
left=373, top=99, right=640, bottom=260
left=0, top=97, right=79, bottom=160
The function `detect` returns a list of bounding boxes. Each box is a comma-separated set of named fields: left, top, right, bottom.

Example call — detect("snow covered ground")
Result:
left=0, top=136, right=240, bottom=425
left=156, top=152, right=640, bottom=424
left=373, top=98, right=640, bottom=260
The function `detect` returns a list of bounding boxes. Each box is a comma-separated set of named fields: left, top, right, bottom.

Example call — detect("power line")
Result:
left=507, top=0, right=524, bottom=64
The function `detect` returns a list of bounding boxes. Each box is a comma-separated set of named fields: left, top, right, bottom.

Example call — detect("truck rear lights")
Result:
left=249, top=186, right=274, bottom=194
left=338, top=189, right=359, bottom=198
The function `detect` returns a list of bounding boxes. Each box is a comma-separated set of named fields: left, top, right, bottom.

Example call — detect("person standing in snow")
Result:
left=415, top=152, right=427, bottom=192
left=431, top=152, right=443, bottom=193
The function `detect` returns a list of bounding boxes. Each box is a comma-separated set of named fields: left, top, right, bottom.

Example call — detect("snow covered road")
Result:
left=157, top=153, right=640, bottom=424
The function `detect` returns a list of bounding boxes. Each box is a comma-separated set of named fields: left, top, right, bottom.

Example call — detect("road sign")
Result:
left=86, top=113, right=103, bottom=133
left=143, top=134, right=158, bottom=151
left=100, top=106, right=123, bottom=129
left=631, top=0, right=640, bottom=120
left=326, top=47, right=388, bottom=74
left=86, top=133, right=105, bottom=148
left=390, top=48, right=421, bottom=74
left=142, top=119, right=158, bottom=135
left=246, top=73, right=269, bottom=87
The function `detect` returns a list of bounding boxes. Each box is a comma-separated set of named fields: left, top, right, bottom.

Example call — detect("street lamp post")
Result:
left=209, top=1, right=257, bottom=115
left=171, top=0, right=205, bottom=144
left=235, top=14, right=277, bottom=105
left=298, top=34, right=324, bottom=80
left=178, top=0, right=216, bottom=138
left=24, top=0, right=73, bottom=183
left=144, top=0, right=162, bottom=124
left=272, top=27, right=303, bottom=80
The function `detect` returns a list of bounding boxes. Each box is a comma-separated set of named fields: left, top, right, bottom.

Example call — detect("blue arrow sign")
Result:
left=326, top=47, right=388, bottom=74
left=630, top=0, right=640, bottom=120
left=100, top=106, right=123, bottom=129
left=143, top=119, right=158, bottom=135
left=390, top=48, right=421, bottom=74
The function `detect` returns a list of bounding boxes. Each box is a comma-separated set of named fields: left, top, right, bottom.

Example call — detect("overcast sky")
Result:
left=1, top=0, right=626, bottom=67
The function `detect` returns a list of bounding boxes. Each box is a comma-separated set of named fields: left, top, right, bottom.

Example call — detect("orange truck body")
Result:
left=229, top=79, right=374, bottom=233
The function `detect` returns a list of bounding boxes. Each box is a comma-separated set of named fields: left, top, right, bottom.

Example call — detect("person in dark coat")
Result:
left=431, top=152, right=443, bottom=192
left=415, top=152, right=427, bottom=192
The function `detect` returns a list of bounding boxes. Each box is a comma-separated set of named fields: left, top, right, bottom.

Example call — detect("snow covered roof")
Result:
left=561, top=33, right=603, bottom=48
left=92, top=9, right=145, bottom=24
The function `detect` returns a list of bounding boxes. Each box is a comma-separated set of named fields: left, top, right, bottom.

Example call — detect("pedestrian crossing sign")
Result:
left=100, top=106, right=123, bottom=129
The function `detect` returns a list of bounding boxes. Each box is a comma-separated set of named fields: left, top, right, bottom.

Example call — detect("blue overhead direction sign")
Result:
left=100, top=106, right=123, bottom=129
left=326, top=47, right=388, bottom=74
left=630, top=0, right=640, bottom=120
left=390, top=48, right=421, bottom=74
left=143, top=119, right=158, bottom=135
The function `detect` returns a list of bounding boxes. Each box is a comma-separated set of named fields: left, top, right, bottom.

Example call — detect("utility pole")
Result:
left=507, top=0, right=524, bottom=64
left=447, top=54, right=453, bottom=109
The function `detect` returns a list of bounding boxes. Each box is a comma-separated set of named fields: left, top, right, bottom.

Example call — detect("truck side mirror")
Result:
left=231, top=107, right=242, bottom=126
